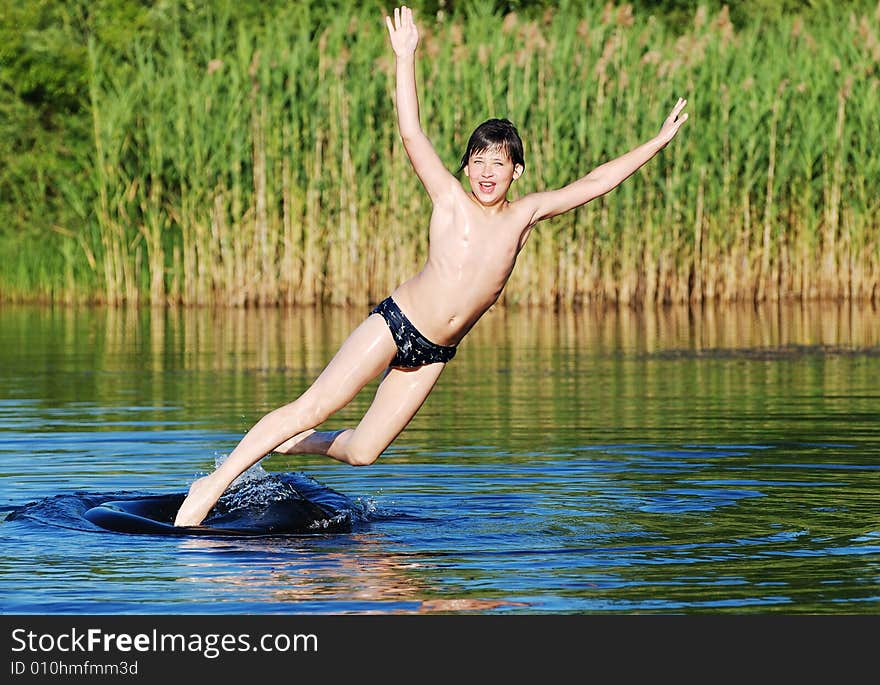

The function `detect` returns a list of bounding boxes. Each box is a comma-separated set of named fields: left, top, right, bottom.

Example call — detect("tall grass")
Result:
left=27, top=2, right=880, bottom=305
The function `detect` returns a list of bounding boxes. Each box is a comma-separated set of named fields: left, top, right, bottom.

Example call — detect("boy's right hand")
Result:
left=385, top=5, right=419, bottom=57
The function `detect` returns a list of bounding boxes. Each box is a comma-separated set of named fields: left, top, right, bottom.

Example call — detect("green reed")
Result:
left=50, top=2, right=880, bottom=305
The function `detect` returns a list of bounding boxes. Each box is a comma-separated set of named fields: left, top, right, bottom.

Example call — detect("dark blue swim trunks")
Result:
left=370, top=297, right=457, bottom=368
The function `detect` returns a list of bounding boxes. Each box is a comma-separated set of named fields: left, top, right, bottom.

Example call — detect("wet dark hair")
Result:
left=457, top=118, right=525, bottom=174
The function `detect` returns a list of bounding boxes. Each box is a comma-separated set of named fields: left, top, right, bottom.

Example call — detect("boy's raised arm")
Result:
left=385, top=6, right=456, bottom=201
left=524, top=98, right=689, bottom=225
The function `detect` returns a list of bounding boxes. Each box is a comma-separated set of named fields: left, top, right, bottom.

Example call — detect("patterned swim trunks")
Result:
left=370, top=297, right=457, bottom=368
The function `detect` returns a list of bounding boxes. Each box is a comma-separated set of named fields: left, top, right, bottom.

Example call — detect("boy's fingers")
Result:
left=394, top=6, right=400, bottom=28
left=385, top=16, right=393, bottom=34
left=669, top=98, right=686, bottom=119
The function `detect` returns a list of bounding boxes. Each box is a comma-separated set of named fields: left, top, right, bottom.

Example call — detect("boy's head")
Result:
left=458, top=118, right=525, bottom=205
left=457, top=118, right=525, bottom=174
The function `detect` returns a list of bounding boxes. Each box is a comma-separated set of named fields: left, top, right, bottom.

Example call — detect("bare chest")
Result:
left=428, top=195, right=529, bottom=275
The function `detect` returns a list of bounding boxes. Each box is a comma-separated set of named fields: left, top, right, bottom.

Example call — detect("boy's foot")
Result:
left=173, top=475, right=225, bottom=527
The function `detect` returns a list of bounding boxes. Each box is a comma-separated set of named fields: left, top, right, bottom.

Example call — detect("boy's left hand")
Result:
left=385, top=5, right=420, bottom=57
left=656, top=98, right=689, bottom=147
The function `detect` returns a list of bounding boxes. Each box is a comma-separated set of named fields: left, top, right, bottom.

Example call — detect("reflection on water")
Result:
left=0, top=301, right=878, bottom=613
left=173, top=534, right=526, bottom=613
left=2, top=301, right=878, bottom=442
left=5, top=299, right=880, bottom=364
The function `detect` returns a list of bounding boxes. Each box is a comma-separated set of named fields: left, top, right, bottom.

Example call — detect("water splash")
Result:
left=349, top=495, right=388, bottom=522
left=206, top=451, right=272, bottom=488
left=207, top=454, right=392, bottom=525
left=190, top=453, right=302, bottom=515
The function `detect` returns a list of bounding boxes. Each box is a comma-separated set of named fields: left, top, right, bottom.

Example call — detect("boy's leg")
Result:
left=174, top=314, right=397, bottom=526
left=273, top=368, right=392, bottom=455
left=275, top=362, right=445, bottom=465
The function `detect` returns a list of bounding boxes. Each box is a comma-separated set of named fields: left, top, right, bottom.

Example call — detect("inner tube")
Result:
left=82, top=477, right=352, bottom=536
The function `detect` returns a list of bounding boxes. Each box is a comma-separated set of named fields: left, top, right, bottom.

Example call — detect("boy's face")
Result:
left=463, top=145, right=523, bottom=206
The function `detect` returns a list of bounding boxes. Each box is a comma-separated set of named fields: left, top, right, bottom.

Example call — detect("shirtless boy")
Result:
left=174, top=5, right=688, bottom=526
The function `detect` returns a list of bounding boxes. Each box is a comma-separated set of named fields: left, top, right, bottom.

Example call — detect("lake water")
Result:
left=1, top=302, right=879, bottom=614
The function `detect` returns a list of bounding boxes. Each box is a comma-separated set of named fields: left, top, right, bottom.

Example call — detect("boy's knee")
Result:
left=346, top=443, right=382, bottom=467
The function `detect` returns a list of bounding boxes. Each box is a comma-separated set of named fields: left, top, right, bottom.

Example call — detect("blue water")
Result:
left=1, top=303, right=879, bottom=613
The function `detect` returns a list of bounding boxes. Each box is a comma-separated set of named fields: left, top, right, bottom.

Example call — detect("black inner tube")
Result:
left=8, top=473, right=355, bottom=537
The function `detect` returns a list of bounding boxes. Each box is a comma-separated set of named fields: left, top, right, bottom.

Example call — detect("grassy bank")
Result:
left=3, top=1, right=879, bottom=305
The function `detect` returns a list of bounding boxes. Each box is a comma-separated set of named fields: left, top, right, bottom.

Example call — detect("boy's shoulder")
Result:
left=507, top=191, right=542, bottom=216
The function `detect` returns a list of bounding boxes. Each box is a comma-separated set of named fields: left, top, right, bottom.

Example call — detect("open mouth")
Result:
left=478, top=182, right=496, bottom=193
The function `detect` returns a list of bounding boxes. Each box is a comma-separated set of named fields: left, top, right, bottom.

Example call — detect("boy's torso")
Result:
left=392, top=184, right=535, bottom=346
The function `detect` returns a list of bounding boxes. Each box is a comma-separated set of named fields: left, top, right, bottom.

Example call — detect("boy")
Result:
left=174, top=5, right=687, bottom=526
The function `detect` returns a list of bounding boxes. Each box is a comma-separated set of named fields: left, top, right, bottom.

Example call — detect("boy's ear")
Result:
left=463, top=166, right=470, bottom=177
left=513, top=164, right=523, bottom=180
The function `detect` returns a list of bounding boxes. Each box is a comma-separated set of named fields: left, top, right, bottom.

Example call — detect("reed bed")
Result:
left=10, top=1, right=880, bottom=306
